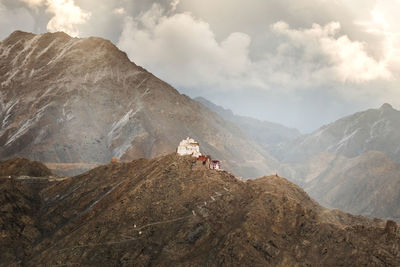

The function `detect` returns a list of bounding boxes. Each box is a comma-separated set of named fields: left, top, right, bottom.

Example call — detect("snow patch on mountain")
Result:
left=5, top=103, right=50, bottom=146
left=36, top=39, right=57, bottom=59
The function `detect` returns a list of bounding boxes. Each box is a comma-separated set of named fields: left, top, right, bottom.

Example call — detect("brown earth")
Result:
left=1, top=155, right=400, bottom=266
left=44, top=162, right=100, bottom=176
left=0, top=158, right=53, bottom=177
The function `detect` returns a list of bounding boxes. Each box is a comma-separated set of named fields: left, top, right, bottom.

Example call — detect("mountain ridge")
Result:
left=274, top=103, right=400, bottom=163
left=1, top=155, right=400, bottom=266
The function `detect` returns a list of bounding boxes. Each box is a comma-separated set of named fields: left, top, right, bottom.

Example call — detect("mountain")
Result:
left=193, top=98, right=400, bottom=222
left=0, top=31, right=277, bottom=178
left=275, top=103, right=400, bottom=163
left=1, top=155, right=400, bottom=266
left=279, top=151, right=400, bottom=221
left=195, top=96, right=301, bottom=150
left=270, top=104, right=400, bottom=221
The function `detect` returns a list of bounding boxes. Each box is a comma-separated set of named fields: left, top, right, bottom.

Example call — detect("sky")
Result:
left=1, top=0, right=400, bottom=132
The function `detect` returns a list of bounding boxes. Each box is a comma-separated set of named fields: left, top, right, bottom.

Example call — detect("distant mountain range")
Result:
left=2, top=156, right=400, bottom=266
left=195, top=97, right=301, bottom=150
left=195, top=97, right=400, bottom=222
left=275, top=103, right=400, bottom=163
left=0, top=31, right=277, bottom=178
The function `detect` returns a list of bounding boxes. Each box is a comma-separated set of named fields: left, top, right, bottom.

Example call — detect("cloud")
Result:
left=19, top=0, right=44, bottom=7
left=118, top=3, right=395, bottom=94
left=46, top=0, right=91, bottom=37
left=118, top=4, right=251, bottom=89
left=271, top=21, right=392, bottom=83
left=19, top=0, right=91, bottom=37
left=170, top=0, right=180, bottom=12
left=113, top=7, right=126, bottom=15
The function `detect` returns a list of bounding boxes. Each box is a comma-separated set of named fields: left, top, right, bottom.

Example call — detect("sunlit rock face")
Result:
left=0, top=31, right=277, bottom=177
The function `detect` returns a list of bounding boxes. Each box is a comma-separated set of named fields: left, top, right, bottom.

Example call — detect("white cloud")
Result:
left=271, top=21, right=392, bottom=83
left=46, top=0, right=91, bottom=37
left=19, top=0, right=44, bottom=7
left=113, top=7, right=125, bottom=15
left=19, top=0, right=91, bottom=37
left=117, top=3, right=396, bottom=99
left=118, top=4, right=251, bottom=89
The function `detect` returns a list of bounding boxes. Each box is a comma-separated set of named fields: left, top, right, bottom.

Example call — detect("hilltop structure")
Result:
left=177, top=137, right=202, bottom=158
left=210, top=160, right=221, bottom=170
left=177, top=138, right=222, bottom=170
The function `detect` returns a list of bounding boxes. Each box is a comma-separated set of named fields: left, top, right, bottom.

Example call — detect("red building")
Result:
left=197, top=155, right=210, bottom=166
left=209, top=160, right=221, bottom=170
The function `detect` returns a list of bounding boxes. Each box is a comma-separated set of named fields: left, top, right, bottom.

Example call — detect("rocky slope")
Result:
left=274, top=103, right=400, bottom=163
left=0, top=31, right=276, bottom=178
left=1, top=155, right=400, bottom=266
left=0, top=158, right=58, bottom=264
left=195, top=97, right=301, bottom=150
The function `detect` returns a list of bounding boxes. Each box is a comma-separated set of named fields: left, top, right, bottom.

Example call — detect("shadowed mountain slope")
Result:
left=1, top=155, right=400, bottom=266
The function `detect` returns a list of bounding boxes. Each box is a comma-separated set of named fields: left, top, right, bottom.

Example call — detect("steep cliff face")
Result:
left=0, top=31, right=276, bottom=178
left=1, top=155, right=399, bottom=266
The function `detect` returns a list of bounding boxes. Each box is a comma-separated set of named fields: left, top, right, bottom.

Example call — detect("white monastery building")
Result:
left=177, top=137, right=202, bottom=157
